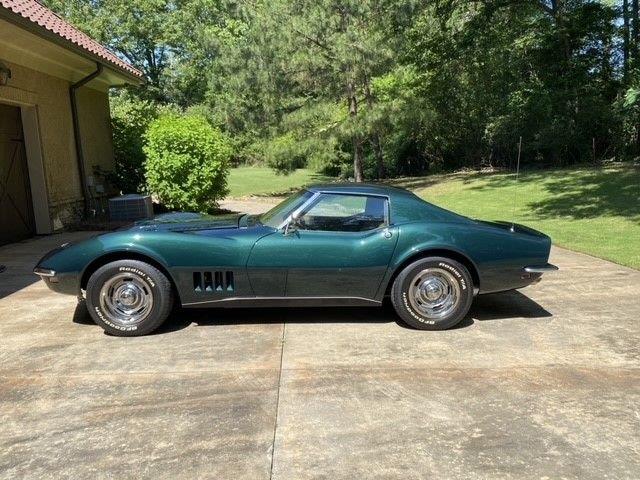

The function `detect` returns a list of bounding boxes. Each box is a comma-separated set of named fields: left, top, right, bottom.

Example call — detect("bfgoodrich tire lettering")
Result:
left=391, top=256, right=474, bottom=330
left=86, top=260, right=174, bottom=337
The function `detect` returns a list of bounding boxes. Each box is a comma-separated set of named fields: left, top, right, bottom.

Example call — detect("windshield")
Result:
left=260, top=190, right=314, bottom=228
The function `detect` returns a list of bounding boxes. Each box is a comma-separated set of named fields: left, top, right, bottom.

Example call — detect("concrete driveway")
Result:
left=0, top=233, right=639, bottom=479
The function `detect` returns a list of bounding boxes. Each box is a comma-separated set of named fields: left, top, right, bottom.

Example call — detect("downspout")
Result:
left=70, top=62, right=103, bottom=217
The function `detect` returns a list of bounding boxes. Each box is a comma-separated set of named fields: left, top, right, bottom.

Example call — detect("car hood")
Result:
left=127, top=212, right=245, bottom=232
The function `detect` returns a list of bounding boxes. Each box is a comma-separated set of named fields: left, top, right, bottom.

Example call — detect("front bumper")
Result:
left=33, top=267, right=79, bottom=295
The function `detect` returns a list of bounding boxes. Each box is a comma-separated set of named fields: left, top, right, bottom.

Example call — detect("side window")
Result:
left=298, top=194, right=388, bottom=232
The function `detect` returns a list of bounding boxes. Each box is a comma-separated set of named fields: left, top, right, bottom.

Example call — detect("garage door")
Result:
left=0, top=103, right=35, bottom=246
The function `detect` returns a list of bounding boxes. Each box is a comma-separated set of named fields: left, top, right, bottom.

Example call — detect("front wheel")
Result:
left=391, top=257, right=474, bottom=330
left=86, top=260, right=174, bottom=336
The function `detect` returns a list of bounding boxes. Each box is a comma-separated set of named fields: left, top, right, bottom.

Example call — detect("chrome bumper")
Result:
left=524, top=264, right=559, bottom=274
left=33, top=267, right=56, bottom=277
left=33, top=267, right=78, bottom=295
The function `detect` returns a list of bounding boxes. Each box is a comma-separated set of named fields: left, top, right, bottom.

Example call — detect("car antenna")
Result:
left=510, top=136, right=523, bottom=233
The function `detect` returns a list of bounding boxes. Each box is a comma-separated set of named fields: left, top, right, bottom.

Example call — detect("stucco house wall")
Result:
left=77, top=86, right=116, bottom=179
left=0, top=60, right=115, bottom=228
left=0, top=0, right=142, bottom=242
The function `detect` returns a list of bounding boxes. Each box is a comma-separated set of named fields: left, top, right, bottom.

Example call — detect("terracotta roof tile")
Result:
left=0, top=0, right=143, bottom=78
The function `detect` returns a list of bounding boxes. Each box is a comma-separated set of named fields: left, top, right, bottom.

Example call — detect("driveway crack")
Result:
left=269, top=319, right=286, bottom=479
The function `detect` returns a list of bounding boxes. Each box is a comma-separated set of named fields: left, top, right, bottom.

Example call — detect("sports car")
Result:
left=34, top=184, right=557, bottom=336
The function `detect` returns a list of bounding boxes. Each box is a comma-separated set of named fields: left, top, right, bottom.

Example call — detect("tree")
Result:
left=402, top=0, right=621, bottom=167
left=46, top=0, right=640, bottom=176
left=624, top=0, right=631, bottom=80
left=205, top=0, right=413, bottom=180
left=45, top=0, right=229, bottom=106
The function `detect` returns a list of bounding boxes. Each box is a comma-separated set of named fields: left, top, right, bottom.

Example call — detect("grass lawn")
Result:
left=227, top=167, right=330, bottom=198
left=392, top=166, right=640, bottom=269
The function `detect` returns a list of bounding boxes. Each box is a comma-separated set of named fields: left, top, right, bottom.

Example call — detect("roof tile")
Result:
left=0, top=0, right=143, bottom=78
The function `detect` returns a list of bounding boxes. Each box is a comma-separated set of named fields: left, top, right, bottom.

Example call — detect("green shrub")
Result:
left=262, top=132, right=306, bottom=173
left=144, top=114, right=232, bottom=212
left=107, top=92, right=160, bottom=194
left=261, top=130, right=348, bottom=176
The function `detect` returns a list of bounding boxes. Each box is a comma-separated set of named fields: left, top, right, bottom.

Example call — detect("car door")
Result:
left=247, top=192, right=398, bottom=299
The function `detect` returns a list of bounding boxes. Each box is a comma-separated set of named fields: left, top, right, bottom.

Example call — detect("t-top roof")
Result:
left=307, top=182, right=417, bottom=197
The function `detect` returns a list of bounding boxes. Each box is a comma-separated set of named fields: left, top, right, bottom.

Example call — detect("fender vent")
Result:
left=193, top=271, right=234, bottom=293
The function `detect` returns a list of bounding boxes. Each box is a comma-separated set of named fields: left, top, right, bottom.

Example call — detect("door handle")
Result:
left=383, top=229, right=393, bottom=239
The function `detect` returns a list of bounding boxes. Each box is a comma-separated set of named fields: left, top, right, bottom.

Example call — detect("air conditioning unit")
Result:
left=108, top=194, right=153, bottom=222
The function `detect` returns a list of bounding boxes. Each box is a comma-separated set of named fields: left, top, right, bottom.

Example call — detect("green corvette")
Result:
left=34, top=184, right=557, bottom=336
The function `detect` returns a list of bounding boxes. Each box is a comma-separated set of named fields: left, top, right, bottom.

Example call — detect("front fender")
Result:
left=35, top=233, right=175, bottom=295
left=35, top=228, right=269, bottom=300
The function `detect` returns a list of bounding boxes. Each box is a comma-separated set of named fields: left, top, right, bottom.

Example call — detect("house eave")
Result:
left=0, top=6, right=143, bottom=86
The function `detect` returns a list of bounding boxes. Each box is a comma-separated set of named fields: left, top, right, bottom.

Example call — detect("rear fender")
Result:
left=376, top=242, right=481, bottom=300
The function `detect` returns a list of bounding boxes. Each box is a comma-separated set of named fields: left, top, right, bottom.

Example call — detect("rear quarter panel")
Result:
left=384, top=221, right=552, bottom=295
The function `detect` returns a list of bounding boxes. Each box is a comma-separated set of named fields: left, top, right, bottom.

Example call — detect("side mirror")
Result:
left=283, top=213, right=300, bottom=236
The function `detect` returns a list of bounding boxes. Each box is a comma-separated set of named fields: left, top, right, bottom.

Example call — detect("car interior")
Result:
left=297, top=194, right=387, bottom=232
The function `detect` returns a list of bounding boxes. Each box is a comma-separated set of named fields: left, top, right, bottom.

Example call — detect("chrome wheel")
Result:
left=99, top=273, right=154, bottom=326
left=408, top=267, right=460, bottom=320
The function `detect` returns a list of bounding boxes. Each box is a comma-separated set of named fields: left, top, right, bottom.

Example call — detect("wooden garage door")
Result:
left=0, top=104, right=35, bottom=246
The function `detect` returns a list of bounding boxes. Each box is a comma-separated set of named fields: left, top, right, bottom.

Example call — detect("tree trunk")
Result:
left=347, top=81, right=364, bottom=182
left=364, top=80, right=384, bottom=180
left=632, top=1, right=640, bottom=154
left=634, top=0, right=640, bottom=36
left=601, top=26, right=613, bottom=86
left=633, top=0, right=640, bottom=65
left=372, top=134, right=384, bottom=179
left=352, top=138, right=364, bottom=183
left=624, top=0, right=630, bottom=80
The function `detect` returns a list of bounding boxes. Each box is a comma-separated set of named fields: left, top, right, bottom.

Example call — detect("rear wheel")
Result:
left=86, top=260, right=173, bottom=336
left=391, top=257, right=474, bottom=330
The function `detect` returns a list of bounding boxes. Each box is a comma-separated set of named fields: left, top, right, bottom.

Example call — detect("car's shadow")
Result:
left=452, top=289, right=553, bottom=329
left=73, top=289, right=552, bottom=335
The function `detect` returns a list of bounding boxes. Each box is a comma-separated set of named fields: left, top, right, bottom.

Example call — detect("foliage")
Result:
left=258, top=102, right=350, bottom=176
left=205, top=0, right=413, bottom=180
left=45, top=0, right=229, bottom=106
left=144, top=114, right=232, bottom=212
left=404, top=1, right=622, bottom=168
left=105, top=92, right=160, bottom=194
left=47, top=0, right=640, bottom=181
left=618, top=84, right=640, bottom=158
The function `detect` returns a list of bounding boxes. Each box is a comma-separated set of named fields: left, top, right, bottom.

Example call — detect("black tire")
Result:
left=86, top=260, right=174, bottom=337
left=391, top=256, right=474, bottom=330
